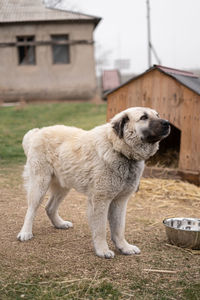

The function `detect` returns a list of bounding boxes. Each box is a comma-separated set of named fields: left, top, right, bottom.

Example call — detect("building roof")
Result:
left=156, top=65, right=200, bottom=96
left=0, top=0, right=101, bottom=26
left=102, top=70, right=121, bottom=92
left=107, top=65, right=200, bottom=96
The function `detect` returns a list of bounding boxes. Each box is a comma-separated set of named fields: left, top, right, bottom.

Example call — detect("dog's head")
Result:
left=111, top=107, right=170, bottom=160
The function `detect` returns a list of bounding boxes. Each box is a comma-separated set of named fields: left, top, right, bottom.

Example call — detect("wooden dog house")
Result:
left=106, top=65, right=200, bottom=185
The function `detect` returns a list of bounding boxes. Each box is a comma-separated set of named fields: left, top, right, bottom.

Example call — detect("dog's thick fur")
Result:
left=17, top=107, right=170, bottom=258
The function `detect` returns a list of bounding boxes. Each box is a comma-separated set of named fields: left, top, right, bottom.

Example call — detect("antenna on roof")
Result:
left=146, top=0, right=161, bottom=68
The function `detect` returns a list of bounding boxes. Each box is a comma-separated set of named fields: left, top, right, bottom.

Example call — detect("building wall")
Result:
left=0, top=22, right=97, bottom=101
left=107, top=69, right=200, bottom=172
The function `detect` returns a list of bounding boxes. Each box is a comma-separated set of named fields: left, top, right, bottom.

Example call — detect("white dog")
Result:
left=17, top=107, right=170, bottom=258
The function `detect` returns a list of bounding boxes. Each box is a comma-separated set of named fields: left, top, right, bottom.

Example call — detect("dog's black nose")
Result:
left=161, top=120, right=170, bottom=128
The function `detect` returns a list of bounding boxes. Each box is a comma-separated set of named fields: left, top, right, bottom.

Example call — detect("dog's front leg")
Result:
left=108, top=195, right=141, bottom=255
left=88, top=197, right=114, bottom=259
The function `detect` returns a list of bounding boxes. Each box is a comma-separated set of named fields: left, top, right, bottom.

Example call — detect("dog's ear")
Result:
left=112, top=114, right=129, bottom=139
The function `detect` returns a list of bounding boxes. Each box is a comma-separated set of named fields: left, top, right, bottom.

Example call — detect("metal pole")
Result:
left=146, top=0, right=152, bottom=68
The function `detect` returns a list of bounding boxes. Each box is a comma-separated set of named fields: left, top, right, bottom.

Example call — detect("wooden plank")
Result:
left=178, top=87, right=199, bottom=171
left=143, top=166, right=200, bottom=186
left=107, top=86, right=129, bottom=121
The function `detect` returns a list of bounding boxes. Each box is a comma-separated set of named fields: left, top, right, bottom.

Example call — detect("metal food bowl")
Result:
left=163, top=218, right=200, bottom=250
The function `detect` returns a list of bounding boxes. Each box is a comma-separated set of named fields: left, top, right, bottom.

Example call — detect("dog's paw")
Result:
left=119, top=244, right=141, bottom=255
left=55, top=221, right=73, bottom=229
left=96, top=249, right=115, bottom=259
left=17, top=231, right=33, bottom=242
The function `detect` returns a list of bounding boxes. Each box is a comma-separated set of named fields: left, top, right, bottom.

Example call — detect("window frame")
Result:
left=16, top=35, right=36, bottom=66
left=51, top=34, right=70, bottom=65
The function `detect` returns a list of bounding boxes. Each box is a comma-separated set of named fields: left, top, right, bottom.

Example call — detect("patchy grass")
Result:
left=0, top=276, right=121, bottom=300
left=0, top=102, right=106, bottom=165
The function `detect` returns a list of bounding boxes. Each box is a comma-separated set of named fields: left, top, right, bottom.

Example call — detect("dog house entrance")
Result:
left=146, top=123, right=181, bottom=168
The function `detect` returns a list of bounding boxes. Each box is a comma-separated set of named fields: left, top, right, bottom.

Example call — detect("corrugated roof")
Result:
left=0, top=0, right=101, bottom=26
left=106, top=65, right=200, bottom=96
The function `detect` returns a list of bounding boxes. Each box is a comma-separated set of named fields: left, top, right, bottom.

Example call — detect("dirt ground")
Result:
left=0, top=165, right=200, bottom=299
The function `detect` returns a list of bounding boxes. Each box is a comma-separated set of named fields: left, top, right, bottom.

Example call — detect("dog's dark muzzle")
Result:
left=142, top=119, right=171, bottom=143
left=160, top=119, right=170, bottom=135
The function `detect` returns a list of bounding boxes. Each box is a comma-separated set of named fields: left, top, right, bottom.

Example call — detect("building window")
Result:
left=51, top=35, right=70, bottom=64
left=17, top=36, right=36, bottom=65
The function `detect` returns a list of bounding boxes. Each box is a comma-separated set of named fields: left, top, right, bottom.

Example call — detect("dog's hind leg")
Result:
left=17, top=164, right=51, bottom=242
left=108, top=195, right=141, bottom=255
left=45, top=179, right=73, bottom=229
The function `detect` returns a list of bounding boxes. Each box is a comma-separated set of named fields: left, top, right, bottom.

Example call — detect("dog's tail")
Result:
left=22, top=128, right=40, bottom=156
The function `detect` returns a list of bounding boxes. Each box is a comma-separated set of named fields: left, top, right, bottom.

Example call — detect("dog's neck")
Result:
left=109, top=131, right=136, bottom=160
left=107, top=126, right=159, bottom=161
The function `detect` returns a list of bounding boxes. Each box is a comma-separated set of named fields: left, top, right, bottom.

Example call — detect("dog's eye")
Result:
left=140, top=114, right=148, bottom=121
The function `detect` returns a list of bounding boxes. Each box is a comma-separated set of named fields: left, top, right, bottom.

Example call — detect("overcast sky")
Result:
left=45, top=0, right=200, bottom=74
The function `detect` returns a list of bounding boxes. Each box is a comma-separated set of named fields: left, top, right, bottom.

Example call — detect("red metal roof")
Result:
left=102, top=70, right=121, bottom=92
left=155, top=65, right=198, bottom=78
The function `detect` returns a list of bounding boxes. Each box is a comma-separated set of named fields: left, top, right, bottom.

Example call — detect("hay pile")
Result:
left=131, top=178, right=200, bottom=218
left=138, top=178, right=200, bottom=201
